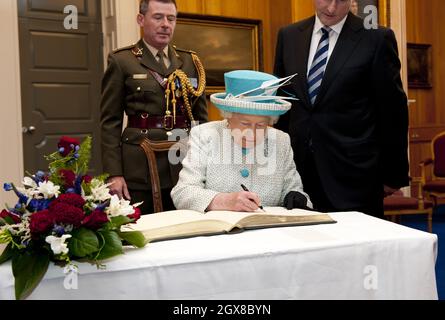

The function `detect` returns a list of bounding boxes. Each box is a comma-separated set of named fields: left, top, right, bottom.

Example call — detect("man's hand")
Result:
left=206, top=192, right=261, bottom=212
left=107, top=176, right=131, bottom=200
left=384, top=185, right=399, bottom=197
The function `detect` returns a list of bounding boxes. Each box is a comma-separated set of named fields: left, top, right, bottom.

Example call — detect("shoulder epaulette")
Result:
left=173, top=45, right=196, bottom=54
left=112, top=43, right=137, bottom=54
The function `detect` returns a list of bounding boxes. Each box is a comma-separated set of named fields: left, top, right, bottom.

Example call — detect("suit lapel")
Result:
left=167, top=45, right=183, bottom=74
left=297, top=18, right=315, bottom=109
left=313, top=13, right=363, bottom=107
left=289, top=17, right=315, bottom=110
left=137, top=39, right=168, bottom=76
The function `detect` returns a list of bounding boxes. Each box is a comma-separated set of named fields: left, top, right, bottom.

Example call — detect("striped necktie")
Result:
left=308, top=26, right=332, bottom=105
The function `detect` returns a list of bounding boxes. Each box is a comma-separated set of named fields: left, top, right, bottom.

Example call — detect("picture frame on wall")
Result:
left=407, top=43, right=433, bottom=89
left=172, top=13, right=263, bottom=94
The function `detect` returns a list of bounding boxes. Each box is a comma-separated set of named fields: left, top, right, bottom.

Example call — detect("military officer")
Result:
left=100, top=0, right=208, bottom=214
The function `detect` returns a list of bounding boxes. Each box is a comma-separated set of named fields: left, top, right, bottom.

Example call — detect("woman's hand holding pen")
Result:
left=206, top=191, right=262, bottom=212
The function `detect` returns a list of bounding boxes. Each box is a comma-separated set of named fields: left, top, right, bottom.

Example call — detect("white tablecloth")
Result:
left=0, top=212, right=438, bottom=300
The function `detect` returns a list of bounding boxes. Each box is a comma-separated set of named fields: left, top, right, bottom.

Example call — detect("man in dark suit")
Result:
left=274, top=0, right=409, bottom=217
left=100, top=0, right=208, bottom=214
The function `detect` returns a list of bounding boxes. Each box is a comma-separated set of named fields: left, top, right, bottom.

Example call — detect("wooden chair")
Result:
left=384, top=178, right=433, bottom=233
left=420, top=131, right=445, bottom=208
left=140, top=138, right=183, bottom=213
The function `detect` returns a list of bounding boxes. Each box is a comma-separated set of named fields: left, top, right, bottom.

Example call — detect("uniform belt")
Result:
left=128, top=113, right=189, bottom=130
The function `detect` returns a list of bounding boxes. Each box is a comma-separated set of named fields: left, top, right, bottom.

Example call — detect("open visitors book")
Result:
left=125, top=207, right=336, bottom=242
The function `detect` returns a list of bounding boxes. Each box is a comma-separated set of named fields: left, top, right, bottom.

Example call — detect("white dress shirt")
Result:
left=307, top=14, right=348, bottom=76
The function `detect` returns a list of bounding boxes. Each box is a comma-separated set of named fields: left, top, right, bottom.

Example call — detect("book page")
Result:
left=205, top=207, right=335, bottom=229
left=124, top=207, right=335, bottom=242
left=262, top=207, right=325, bottom=215
left=203, top=207, right=325, bottom=223
left=124, top=210, right=235, bottom=242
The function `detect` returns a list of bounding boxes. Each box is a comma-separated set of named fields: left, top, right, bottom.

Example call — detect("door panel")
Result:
left=18, top=0, right=97, bottom=22
left=18, top=0, right=103, bottom=175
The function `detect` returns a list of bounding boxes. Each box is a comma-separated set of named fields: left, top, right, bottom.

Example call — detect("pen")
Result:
left=240, top=184, right=265, bottom=211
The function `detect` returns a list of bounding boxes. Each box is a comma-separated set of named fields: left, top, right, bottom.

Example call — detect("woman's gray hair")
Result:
left=220, top=110, right=279, bottom=125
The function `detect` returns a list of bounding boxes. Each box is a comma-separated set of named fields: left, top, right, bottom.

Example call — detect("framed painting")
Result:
left=407, top=43, right=433, bottom=89
left=350, top=0, right=390, bottom=26
left=172, top=13, right=263, bottom=94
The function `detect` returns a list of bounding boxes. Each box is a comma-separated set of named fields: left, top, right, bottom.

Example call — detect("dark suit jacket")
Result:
left=274, top=13, right=409, bottom=210
left=100, top=39, right=208, bottom=190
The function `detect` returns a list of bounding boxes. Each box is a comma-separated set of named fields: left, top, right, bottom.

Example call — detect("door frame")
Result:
left=0, top=0, right=24, bottom=205
left=0, top=0, right=139, bottom=205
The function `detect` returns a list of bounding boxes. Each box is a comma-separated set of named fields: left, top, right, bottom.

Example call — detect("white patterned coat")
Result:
left=171, top=120, right=312, bottom=212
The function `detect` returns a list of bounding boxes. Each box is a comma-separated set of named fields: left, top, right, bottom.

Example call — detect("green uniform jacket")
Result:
left=100, top=39, right=208, bottom=190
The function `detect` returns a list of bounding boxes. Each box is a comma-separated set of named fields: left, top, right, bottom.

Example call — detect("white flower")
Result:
left=105, top=194, right=135, bottom=217
left=22, top=177, right=37, bottom=188
left=16, top=186, right=35, bottom=199
left=84, top=178, right=112, bottom=202
left=32, top=181, right=60, bottom=199
left=45, top=234, right=72, bottom=255
left=0, top=218, right=31, bottom=249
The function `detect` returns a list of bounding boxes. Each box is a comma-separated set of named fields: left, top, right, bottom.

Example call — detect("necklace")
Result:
left=240, top=147, right=250, bottom=178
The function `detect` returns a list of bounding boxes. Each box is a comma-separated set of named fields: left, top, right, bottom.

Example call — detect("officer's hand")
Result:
left=207, top=192, right=261, bottom=212
left=107, top=176, right=131, bottom=200
left=283, top=191, right=310, bottom=210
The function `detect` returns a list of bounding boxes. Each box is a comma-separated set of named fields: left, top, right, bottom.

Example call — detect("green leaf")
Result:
left=118, top=231, right=147, bottom=248
left=110, top=216, right=132, bottom=229
left=94, top=173, right=110, bottom=183
left=0, top=216, right=13, bottom=225
left=12, top=250, right=50, bottom=300
left=98, top=221, right=113, bottom=232
left=77, top=136, right=92, bottom=175
left=81, top=180, right=92, bottom=195
left=68, top=228, right=99, bottom=258
left=95, top=230, right=123, bottom=260
left=0, top=243, right=14, bottom=264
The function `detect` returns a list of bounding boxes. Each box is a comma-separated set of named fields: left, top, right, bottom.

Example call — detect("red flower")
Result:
left=50, top=202, right=84, bottom=228
left=29, top=210, right=54, bottom=235
left=58, top=136, right=80, bottom=157
left=0, top=209, right=21, bottom=224
left=58, top=169, right=76, bottom=189
left=50, top=193, right=85, bottom=209
left=82, top=209, right=109, bottom=230
left=127, top=207, right=141, bottom=223
left=82, top=175, right=93, bottom=184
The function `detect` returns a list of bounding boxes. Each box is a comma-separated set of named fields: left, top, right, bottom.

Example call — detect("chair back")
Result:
left=140, top=138, right=182, bottom=213
left=432, top=132, right=445, bottom=178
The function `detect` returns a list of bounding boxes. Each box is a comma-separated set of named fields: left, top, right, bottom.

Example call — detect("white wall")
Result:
left=390, top=0, right=408, bottom=93
left=115, top=0, right=140, bottom=48
left=0, top=0, right=24, bottom=206
left=102, top=0, right=140, bottom=129
left=101, top=0, right=140, bottom=65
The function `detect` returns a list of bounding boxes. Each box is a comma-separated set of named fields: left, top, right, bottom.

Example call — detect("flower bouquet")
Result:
left=0, top=136, right=146, bottom=299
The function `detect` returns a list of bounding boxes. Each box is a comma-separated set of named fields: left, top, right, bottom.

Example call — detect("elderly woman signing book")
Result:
left=171, top=70, right=312, bottom=213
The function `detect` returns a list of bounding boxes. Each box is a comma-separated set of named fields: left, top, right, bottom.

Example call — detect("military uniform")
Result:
left=100, top=39, right=208, bottom=213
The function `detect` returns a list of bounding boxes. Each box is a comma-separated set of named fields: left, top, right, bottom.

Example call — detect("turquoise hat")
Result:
left=210, top=70, right=294, bottom=117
